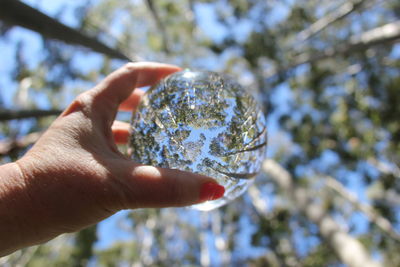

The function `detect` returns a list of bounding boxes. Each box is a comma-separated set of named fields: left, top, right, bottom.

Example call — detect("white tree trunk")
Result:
left=293, top=20, right=400, bottom=67
left=325, top=176, right=400, bottom=242
left=266, top=20, right=400, bottom=78
left=262, top=159, right=382, bottom=267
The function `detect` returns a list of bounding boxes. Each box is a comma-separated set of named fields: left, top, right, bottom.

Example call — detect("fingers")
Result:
left=91, top=62, right=180, bottom=126
left=96, top=62, right=180, bottom=105
left=113, top=88, right=145, bottom=144
left=119, top=88, right=145, bottom=111
left=112, top=121, right=130, bottom=144
left=113, top=163, right=225, bottom=209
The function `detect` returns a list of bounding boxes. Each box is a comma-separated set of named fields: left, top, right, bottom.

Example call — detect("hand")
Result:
left=0, top=62, right=225, bottom=256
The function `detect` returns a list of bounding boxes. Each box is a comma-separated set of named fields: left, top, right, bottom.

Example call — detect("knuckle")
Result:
left=123, top=62, right=136, bottom=72
left=75, top=92, right=94, bottom=106
left=165, top=176, right=187, bottom=207
left=64, top=92, right=94, bottom=117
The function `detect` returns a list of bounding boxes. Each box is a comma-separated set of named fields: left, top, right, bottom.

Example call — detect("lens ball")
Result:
left=129, top=70, right=267, bottom=211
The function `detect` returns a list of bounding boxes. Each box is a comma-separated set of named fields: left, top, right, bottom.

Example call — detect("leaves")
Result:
left=1, top=0, right=400, bottom=265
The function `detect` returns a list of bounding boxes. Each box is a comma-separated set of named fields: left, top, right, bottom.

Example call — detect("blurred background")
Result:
left=1, top=0, right=400, bottom=266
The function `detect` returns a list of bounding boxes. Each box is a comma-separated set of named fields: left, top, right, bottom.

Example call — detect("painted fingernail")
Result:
left=199, top=182, right=225, bottom=203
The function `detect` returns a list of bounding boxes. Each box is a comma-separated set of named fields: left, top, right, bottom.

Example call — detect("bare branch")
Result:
left=248, top=185, right=269, bottom=217
left=210, top=167, right=259, bottom=179
left=325, top=176, right=400, bottom=243
left=0, top=0, right=131, bottom=61
left=145, top=0, right=170, bottom=53
left=0, top=132, right=42, bottom=156
left=263, top=159, right=382, bottom=267
left=220, top=141, right=267, bottom=157
left=266, top=20, right=400, bottom=79
left=367, top=157, right=400, bottom=178
left=296, top=0, right=368, bottom=42
left=0, top=109, right=62, bottom=121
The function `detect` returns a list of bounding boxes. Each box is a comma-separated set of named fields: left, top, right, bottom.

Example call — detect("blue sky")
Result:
left=2, top=0, right=397, bottom=264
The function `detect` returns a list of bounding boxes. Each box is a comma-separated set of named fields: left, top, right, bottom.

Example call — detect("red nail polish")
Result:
left=199, top=182, right=225, bottom=203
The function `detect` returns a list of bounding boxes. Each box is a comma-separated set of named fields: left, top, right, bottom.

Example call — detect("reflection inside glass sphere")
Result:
left=129, top=70, right=267, bottom=211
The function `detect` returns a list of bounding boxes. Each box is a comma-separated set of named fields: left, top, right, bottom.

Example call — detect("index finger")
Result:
left=95, top=62, right=181, bottom=104
left=91, top=62, right=181, bottom=125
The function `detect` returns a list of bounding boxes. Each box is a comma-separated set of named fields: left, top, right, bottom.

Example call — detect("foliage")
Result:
left=1, top=0, right=400, bottom=266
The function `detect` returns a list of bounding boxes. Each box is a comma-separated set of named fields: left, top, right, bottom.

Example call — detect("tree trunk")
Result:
left=0, top=0, right=131, bottom=61
left=325, top=175, right=400, bottom=243
left=266, top=20, right=400, bottom=79
left=262, top=159, right=382, bottom=267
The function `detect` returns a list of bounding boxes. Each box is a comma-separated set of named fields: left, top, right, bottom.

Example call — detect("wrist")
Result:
left=0, top=161, right=46, bottom=255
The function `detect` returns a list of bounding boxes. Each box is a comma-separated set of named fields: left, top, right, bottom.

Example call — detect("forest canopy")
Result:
left=1, top=0, right=400, bottom=266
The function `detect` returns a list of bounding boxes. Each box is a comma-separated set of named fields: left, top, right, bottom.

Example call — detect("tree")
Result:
left=1, top=0, right=399, bottom=266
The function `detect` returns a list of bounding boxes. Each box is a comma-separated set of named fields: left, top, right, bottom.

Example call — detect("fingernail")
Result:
left=199, top=182, right=225, bottom=203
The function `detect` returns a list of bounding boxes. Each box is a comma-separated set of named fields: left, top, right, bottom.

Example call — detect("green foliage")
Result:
left=71, top=225, right=98, bottom=267
left=1, top=0, right=400, bottom=266
left=96, top=241, right=139, bottom=267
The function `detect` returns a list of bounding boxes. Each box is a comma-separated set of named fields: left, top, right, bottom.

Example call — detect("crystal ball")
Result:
left=129, top=70, right=267, bottom=211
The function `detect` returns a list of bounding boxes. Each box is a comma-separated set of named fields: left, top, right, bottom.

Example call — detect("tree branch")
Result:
left=248, top=185, right=270, bottom=217
left=266, top=20, right=400, bottom=79
left=325, top=176, right=400, bottom=243
left=367, top=157, right=400, bottom=178
left=0, top=0, right=131, bottom=61
left=0, top=109, right=62, bottom=121
left=296, top=0, right=368, bottom=42
left=0, top=132, right=42, bottom=157
left=145, top=0, right=170, bottom=53
left=262, top=159, right=382, bottom=267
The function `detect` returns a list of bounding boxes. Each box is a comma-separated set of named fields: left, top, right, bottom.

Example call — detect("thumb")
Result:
left=112, top=162, right=225, bottom=209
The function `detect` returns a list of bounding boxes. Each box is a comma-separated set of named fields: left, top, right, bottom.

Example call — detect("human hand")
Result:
left=0, top=62, right=225, bottom=256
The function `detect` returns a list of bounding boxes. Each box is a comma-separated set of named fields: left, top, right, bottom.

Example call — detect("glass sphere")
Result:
left=129, top=70, right=267, bottom=211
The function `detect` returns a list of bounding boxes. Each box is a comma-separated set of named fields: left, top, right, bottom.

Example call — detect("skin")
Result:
left=0, top=62, right=223, bottom=256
